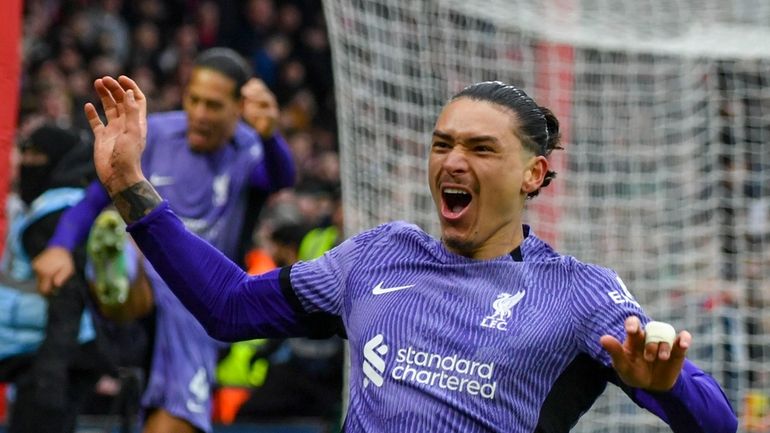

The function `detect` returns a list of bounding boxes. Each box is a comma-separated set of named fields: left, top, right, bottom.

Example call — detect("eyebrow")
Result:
left=432, top=130, right=500, bottom=145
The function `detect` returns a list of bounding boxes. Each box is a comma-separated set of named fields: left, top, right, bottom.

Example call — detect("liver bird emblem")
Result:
left=490, top=290, right=526, bottom=321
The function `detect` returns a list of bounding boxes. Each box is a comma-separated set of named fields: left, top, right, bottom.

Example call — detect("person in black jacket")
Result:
left=0, top=124, right=141, bottom=433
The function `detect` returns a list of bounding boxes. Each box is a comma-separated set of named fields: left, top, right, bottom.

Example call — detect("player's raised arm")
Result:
left=85, top=76, right=309, bottom=340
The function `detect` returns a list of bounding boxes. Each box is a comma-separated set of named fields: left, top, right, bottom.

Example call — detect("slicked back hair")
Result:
left=451, top=81, right=563, bottom=198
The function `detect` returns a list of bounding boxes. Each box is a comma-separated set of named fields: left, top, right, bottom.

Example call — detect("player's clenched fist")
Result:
left=241, top=78, right=279, bottom=139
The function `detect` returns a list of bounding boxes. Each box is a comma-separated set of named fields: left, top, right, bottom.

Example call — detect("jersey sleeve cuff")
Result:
left=279, top=265, right=306, bottom=313
left=125, top=200, right=171, bottom=232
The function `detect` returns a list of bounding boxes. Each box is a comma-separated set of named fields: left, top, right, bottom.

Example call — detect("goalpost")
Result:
left=324, top=0, right=770, bottom=430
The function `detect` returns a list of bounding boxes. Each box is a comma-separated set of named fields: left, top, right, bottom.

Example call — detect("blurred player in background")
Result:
left=87, top=77, right=736, bottom=432
left=32, top=48, right=295, bottom=433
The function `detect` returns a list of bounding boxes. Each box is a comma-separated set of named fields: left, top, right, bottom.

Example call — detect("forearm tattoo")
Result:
left=112, top=180, right=163, bottom=224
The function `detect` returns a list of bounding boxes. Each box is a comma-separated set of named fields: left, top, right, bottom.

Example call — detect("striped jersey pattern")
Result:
left=290, top=221, right=647, bottom=432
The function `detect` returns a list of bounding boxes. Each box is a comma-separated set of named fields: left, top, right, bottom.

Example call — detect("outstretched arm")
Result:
left=601, top=316, right=737, bottom=432
left=627, top=360, right=736, bottom=432
left=127, top=202, right=309, bottom=340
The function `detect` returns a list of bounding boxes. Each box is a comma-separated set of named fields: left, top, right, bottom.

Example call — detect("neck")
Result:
left=444, top=225, right=525, bottom=260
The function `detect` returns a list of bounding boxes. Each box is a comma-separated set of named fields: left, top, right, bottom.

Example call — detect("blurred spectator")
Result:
left=158, top=23, right=199, bottom=79
left=129, top=21, right=162, bottom=74
left=196, top=1, right=221, bottom=49
left=276, top=2, right=304, bottom=43
left=294, top=183, right=336, bottom=228
left=89, top=0, right=130, bottom=65
left=237, top=0, right=276, bottom=54
left=252, top=34, right=292, bottom=88
left=281, top=88, right=317, bottom=131
left=275, top=58, right=307, bottom=105
left=286, top=130, right=314, bottom=170
left=298, top=191, right=342, bottom=261
left=0, top=124, right=108, bottom=433
left=265, top=223, right=307, bottom=268
left=234, top=221, right=344, bottom=428
left=299, top=24, right=334, bottom=110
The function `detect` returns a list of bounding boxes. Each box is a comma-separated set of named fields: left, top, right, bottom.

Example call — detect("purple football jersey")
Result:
left=290, top=221, right=647, bottom=432
left=141, top=111, right=265, bottom=258
left=128, top=205, right=738, bottom=433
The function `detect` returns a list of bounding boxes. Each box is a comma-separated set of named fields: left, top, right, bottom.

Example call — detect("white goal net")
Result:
left=324, top=0, right=770, bottom=431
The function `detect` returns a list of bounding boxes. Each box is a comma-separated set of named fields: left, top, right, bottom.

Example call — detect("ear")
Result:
left=521, top=155, right=549, bottom=194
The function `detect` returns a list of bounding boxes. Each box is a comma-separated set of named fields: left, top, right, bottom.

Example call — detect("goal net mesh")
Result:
left=323, top=0, right=770, bottom=430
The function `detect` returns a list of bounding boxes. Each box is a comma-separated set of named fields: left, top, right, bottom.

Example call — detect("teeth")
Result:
left=443, top=188, right=468, bottom=195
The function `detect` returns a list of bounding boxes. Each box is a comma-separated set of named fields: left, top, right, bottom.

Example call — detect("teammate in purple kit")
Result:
left=32, top=48, right=295, bottom=433
left=87, top=76, right=737, bottom=432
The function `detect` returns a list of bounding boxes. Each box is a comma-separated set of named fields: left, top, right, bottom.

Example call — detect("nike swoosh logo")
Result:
left=372, top=281, right=415, bottom=295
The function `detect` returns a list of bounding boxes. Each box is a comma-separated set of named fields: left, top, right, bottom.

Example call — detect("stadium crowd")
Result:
left=3, top=0, right=343, bottom=431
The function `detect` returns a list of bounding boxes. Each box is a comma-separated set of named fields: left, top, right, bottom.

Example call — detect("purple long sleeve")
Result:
left=47, top=181, right=111, bottom=250
left=630, top=360, right=737, bottom=432
left=249, top=133, right=296, bottom=191
left=127, top=201, right=307, bottom=341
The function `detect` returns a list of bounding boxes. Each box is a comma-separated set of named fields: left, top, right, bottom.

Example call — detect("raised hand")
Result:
left=600, top=316, right=690, bottom=392
left=85, top=76, right=148, bottom=197
left=241, top=78, right=279, bottom=139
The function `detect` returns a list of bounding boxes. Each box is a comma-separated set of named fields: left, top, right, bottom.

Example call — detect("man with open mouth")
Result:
left=85, top=77, right=736, bottom=432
